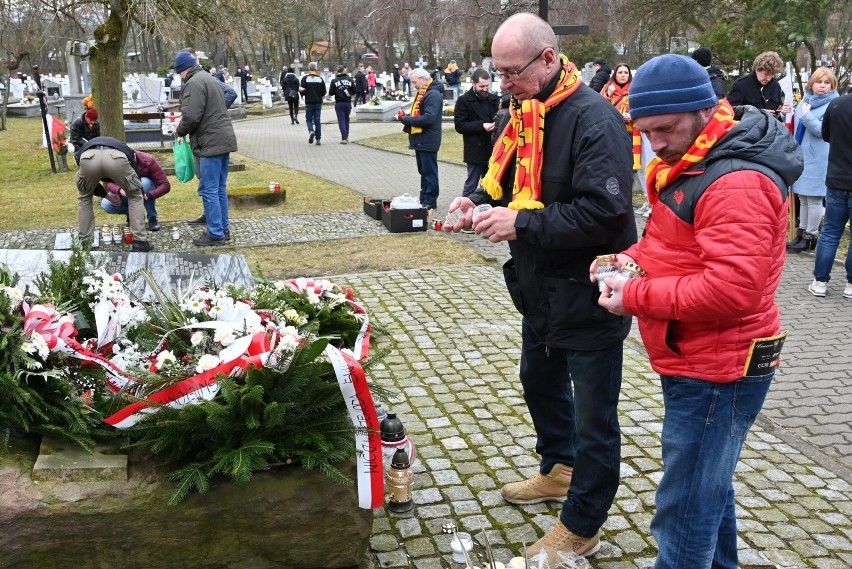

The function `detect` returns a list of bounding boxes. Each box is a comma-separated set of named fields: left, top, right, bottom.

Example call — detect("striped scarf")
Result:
left=409, top=79, right=432, bottom=135
left=646, top=100, right=737, bottom=196
left=603, top=82, right=642, bottom=171
left=481, top=54, right=582, bottom=210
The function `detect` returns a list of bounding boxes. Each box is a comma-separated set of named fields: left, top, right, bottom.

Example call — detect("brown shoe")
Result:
left=501, top=464, right=572, bottom=504
left=188, top=213, right=206, bottom=225
left=526, top=520, right=601, bottom=564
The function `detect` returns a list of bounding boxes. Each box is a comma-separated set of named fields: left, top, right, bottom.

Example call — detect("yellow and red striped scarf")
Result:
left=481, top=54, right=582, bottom=210
left=603, top=82, right=641, bottom=171
left=409, top=79, right=433, bottom=135
left=646, top=99, right=737, bottom=197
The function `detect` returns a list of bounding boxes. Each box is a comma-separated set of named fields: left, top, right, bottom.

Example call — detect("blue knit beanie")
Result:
left=174, top=51, right=196, bottom=73
left=629, top=54, right=717, bottom=119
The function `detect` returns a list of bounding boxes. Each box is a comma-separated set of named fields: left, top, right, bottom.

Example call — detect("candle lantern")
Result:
left=386, top=447, right=414, bottom=513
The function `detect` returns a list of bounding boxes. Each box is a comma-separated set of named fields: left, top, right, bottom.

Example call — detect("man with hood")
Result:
left=396, top=67, right=444, bottom=211
left=596, top=54, right=803, bottom=569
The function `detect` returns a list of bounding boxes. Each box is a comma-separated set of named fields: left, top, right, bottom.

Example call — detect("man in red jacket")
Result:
left=100, top=150, right=171, bottom=231
left=594, top=54, right=803, bottom=569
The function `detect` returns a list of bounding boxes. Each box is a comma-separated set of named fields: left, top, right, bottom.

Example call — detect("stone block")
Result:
left=1, top=438, right=372, bottom=569
left=32, top=437, right=127, bottom=482
left=354, top=100, right=408, bottom=122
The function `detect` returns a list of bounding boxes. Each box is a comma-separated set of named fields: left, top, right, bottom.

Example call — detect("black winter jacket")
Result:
left=400, top=80, right=444, bottom=153
left=470, top=75, right=637, bottom=350
left=454, top=87, right=499, bottom=165
left=300, top=73, right=327, bottom=104
left=588, top=64, right=612, bottom=93
left=70, top=116, right=100, bottom=150
left=707, top=65, right=727, bottom=99
left=329, top=74, right=356, bottom=102
left=822, top=93, right=852, bottom=191
left=727, top=72, right=784, bottom=113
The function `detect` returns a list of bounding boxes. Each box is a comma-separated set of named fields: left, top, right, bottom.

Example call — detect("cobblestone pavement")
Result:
left=338, top=265, right=852, bottom=569
left=3, top=112, right=850, bottom=567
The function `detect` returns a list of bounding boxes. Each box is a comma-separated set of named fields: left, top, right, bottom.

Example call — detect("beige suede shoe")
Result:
left=501, top=463, right=572, bottom=504
left=525, top=519, right=601, bottom=564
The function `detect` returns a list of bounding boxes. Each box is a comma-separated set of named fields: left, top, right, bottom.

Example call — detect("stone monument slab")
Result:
left=0, top=249, right=256, bottom=301
left=32, top=437, right=127, bottom=482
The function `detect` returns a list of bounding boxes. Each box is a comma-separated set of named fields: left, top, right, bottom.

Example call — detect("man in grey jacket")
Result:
left=174, top=50, right=238, bottom=247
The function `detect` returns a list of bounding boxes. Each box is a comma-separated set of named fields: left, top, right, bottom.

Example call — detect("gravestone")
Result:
left=137, top=76, right=162, bottom=103
left=41, top=77, right=62, bottom=98
left=0, top=249, right=256, bottom=301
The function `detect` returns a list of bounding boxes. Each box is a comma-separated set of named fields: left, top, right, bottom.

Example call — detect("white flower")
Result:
left=1, top=286, right=23, bottom=308
left=155, top=350, right=177, bottom=368
left=283, top=309, right=300, bottom=322
left=196, top=353, right=220, bottom=373
left=28, top=332, right=50, bottom=359
left=273, top=280, right=286, bottom=290
left=306, top=291, right=321, bottom=305
left=190, top=331, right=204, bottom=346
left=213, top=327, right=236, bottom=346
left=21, top=341, right=35, bottom=354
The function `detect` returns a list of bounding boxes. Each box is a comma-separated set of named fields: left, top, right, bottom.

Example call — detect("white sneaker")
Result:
left=844, top=283, right=852, bottom=299
left=808, top=280, right=827, bottom=297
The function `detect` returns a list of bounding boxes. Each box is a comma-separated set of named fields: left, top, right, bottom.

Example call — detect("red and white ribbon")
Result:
left=325, top=345, right=385, bottom=509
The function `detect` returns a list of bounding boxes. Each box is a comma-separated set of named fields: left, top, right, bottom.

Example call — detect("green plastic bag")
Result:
left=173, top=137, right=194, bottom=182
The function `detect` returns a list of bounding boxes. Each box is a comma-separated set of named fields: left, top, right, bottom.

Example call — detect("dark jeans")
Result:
left=305, top=104, right=322, bottom=140
left=355, top=92, right=367, bottom=106
left=651, top=372, right=773, bottom=569
left=335, top=101, right=352, bottom=140
left=287, top=99, right=299, bottom=122
left=813, top=187, right=852, bottom=283
left=463, top=163, right=486, bottom=198
left=415, top=150, right=439, bottom=209
left=519, top=320, right=623, bottom=538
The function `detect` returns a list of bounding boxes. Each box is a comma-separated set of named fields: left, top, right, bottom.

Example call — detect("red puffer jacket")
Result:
left=621, top=108, right=803, bottom=382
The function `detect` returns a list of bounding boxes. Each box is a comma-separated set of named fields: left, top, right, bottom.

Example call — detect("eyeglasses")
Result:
left=496, top=48, right=547, bottom=80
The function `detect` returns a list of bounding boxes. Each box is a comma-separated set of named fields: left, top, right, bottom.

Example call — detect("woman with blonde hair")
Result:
left=790, top=67, right=838, bottom=252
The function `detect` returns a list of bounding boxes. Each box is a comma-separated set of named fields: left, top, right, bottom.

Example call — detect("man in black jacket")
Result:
left=329, top=65, right=355, bottom=143
left=810, top=92, right=852, bottom=297
left=397, top=68, right=444, bottom=210
left=691, top=47, right=727, bottom=98
left=354, top=65, right=368, bottom=106
left=444, top=12, right=635, bottom=564
left=588, top=56, right=611, bottom=93
left=300, top=61, right=327, bottom=145
left=727, top=51, right=791, bottom=120
left=454, top=68, right=499, bottom=198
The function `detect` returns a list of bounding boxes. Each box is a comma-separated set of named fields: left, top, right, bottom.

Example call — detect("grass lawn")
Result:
left=359, top=124, right=465, bottom=165
left=0, top=117, right=488, bottom=279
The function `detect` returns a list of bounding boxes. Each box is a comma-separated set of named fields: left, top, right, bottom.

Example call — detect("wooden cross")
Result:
left=539, top=1, right=590, bottom=37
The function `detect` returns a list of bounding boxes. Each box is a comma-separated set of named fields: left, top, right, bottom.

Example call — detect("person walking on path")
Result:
left=280, top=67, right=301, bottom=125
left=75, top=136, right=153, bottom=252
left=329, top=65, right=355, bottom=144
left=788, top=67, right=838, bottom=253
left=444, top=12, right=636, bottom=564
left=809, top=85, right=852, bottom=298
left=300, top=62, right=327, bottom=146
left=453, top=68, right=499, bottom=198
left=396, top=68, right=444, bottom=211
left=596, top=54, right=803, bottom=569
left=100, top=149, right=170, bottom=232
left=173, top=50, right=238, bottom=247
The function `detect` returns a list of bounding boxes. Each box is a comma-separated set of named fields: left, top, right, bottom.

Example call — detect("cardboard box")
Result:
left=362, top=198, right=384, bottom=220
left=381, top=206, right=428, bottom=233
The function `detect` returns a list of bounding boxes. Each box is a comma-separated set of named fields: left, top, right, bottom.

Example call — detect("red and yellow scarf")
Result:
left=409, top=79, right=433, bottom=135
left=602, top=82, right=641, bottom=171
left=481, top=54, right=582, bottom=210
left=646, top=99, right=738, bottom=198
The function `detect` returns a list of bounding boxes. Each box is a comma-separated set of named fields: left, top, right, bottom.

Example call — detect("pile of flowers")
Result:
left=380, top=89, right=410, bottom=102
left=0, top=247, right=384, bottom=506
